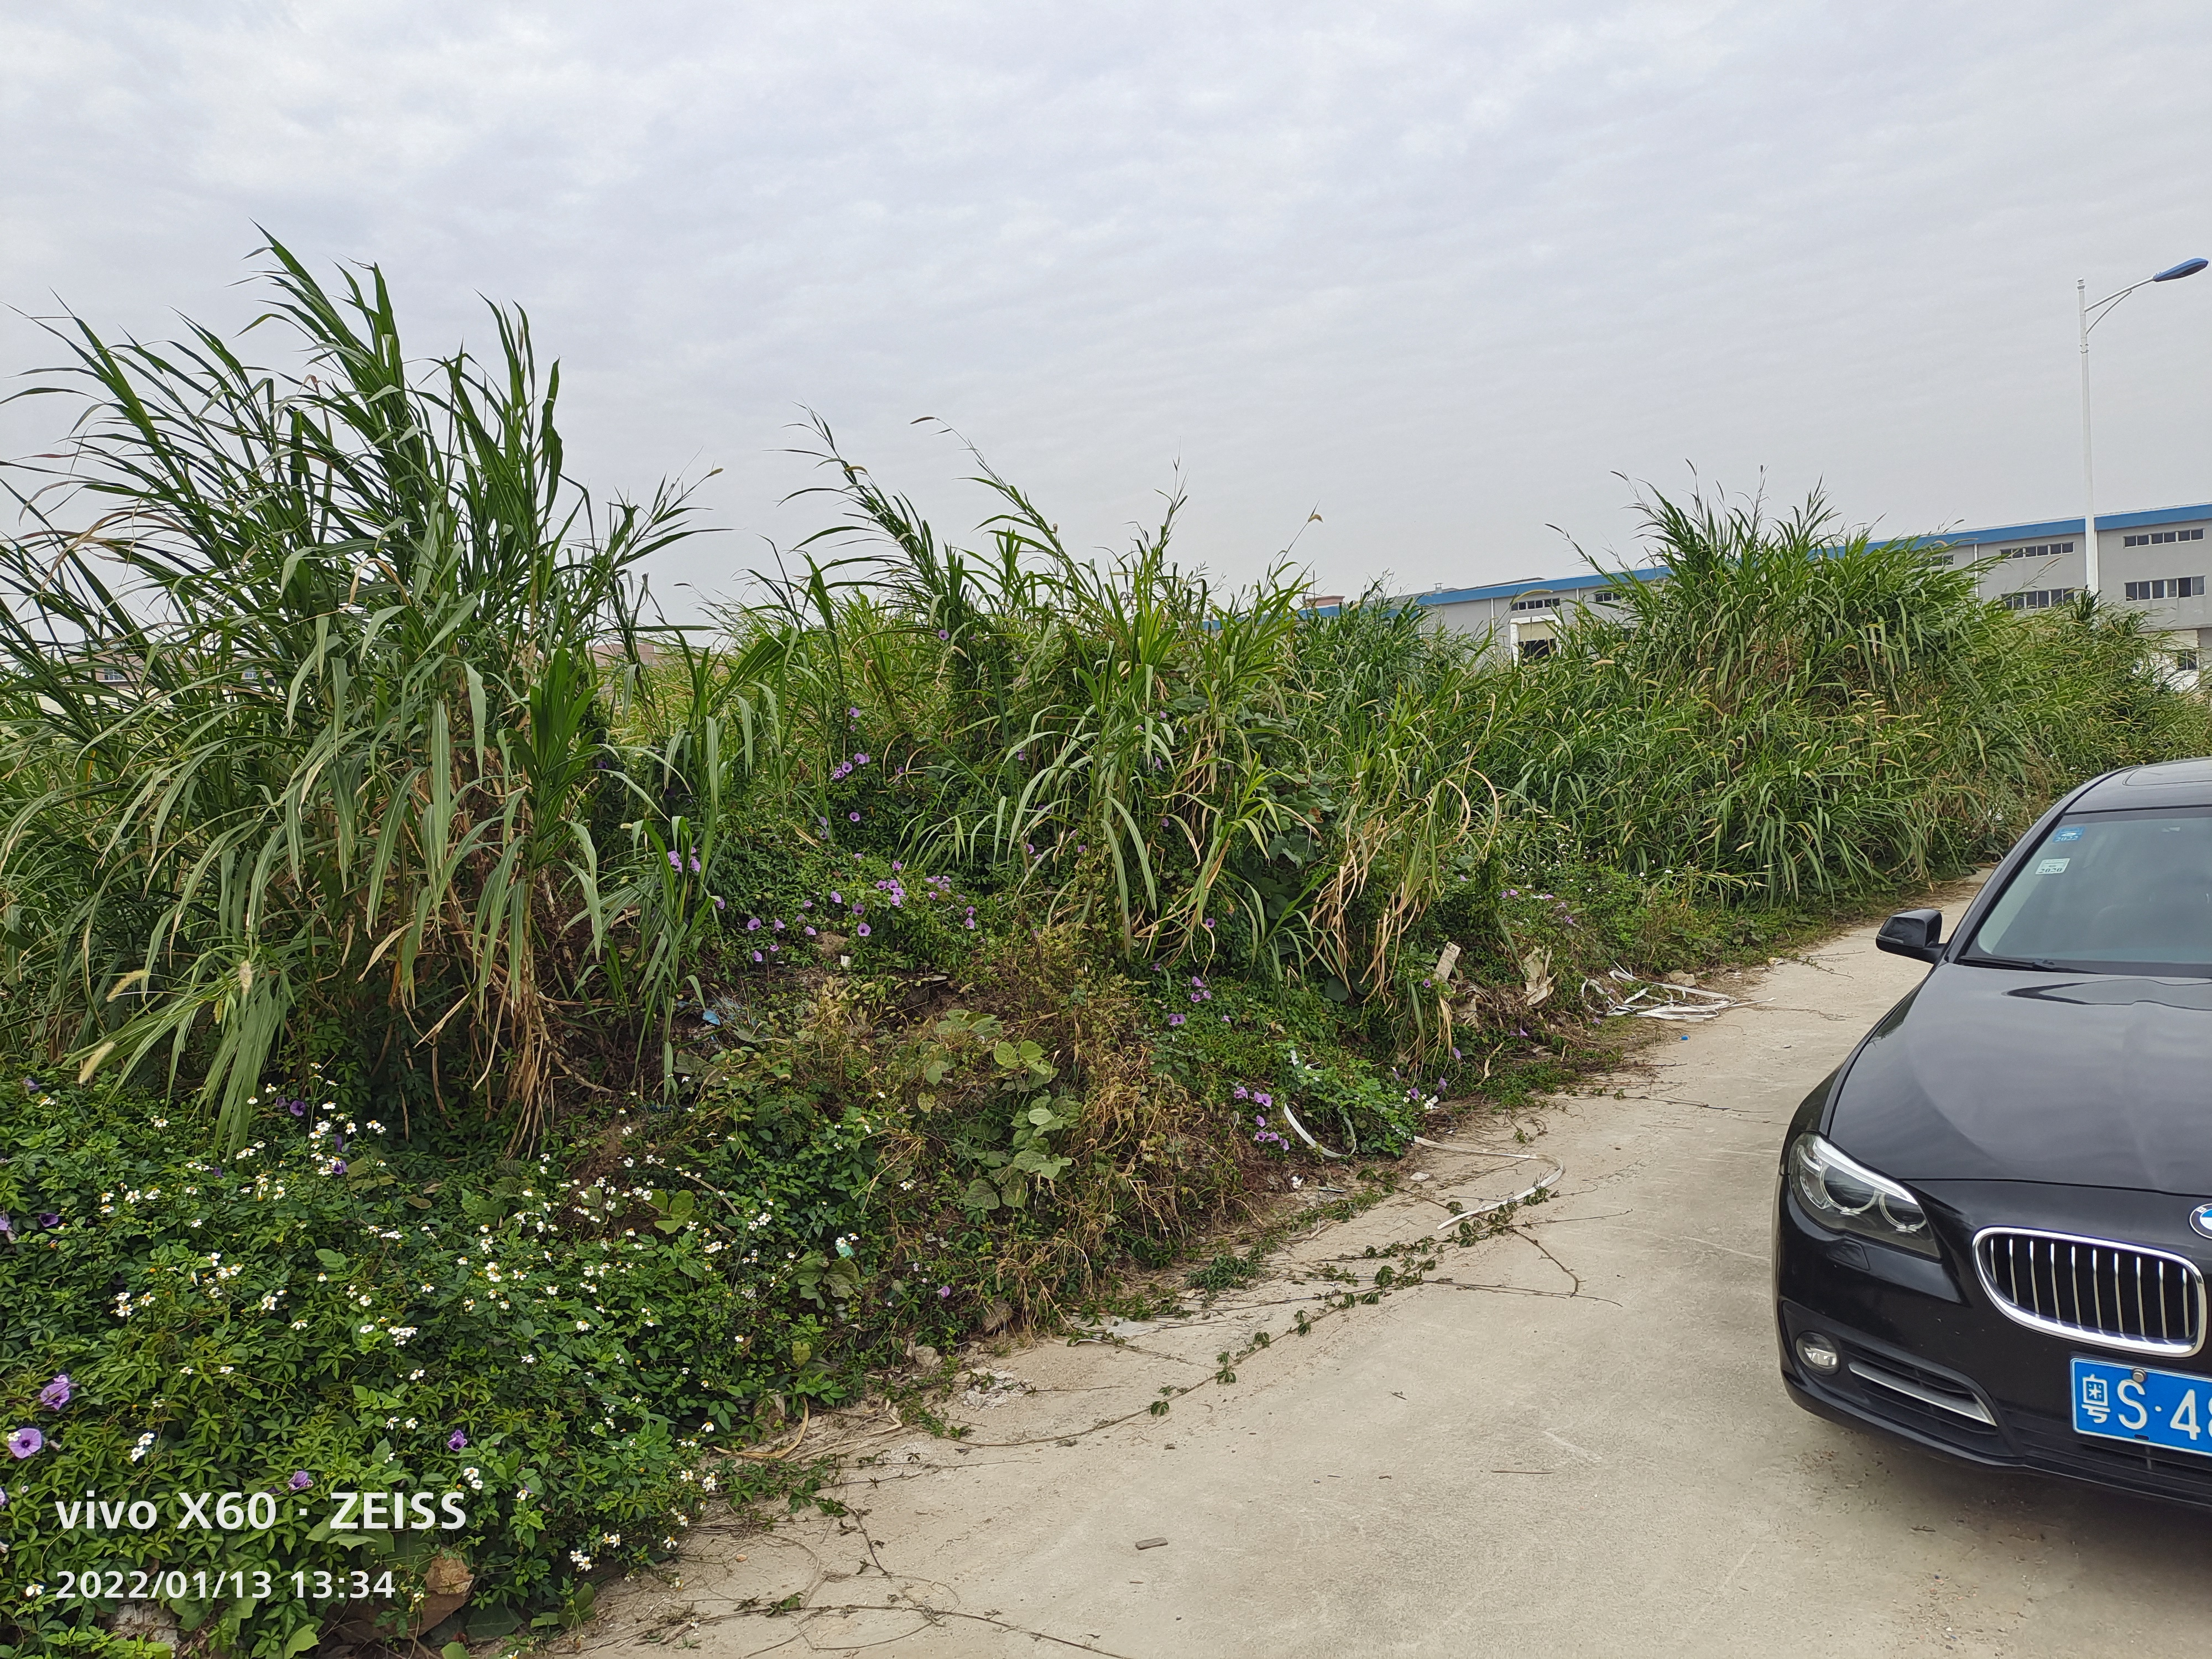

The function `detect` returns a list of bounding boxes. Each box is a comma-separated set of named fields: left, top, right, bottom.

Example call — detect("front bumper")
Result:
left=1775, top=1183, right=2212, bottom=1511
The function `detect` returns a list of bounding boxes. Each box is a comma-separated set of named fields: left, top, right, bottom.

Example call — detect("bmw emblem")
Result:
left=2192, top=1204, right=2212, bottom=1240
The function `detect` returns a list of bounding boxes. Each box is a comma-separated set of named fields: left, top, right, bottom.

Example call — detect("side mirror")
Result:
left=1876, top=908, right=1943, bottom=963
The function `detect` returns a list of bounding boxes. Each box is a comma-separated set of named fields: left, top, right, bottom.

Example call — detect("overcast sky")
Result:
left=4, top=1, right=2208, bottom=610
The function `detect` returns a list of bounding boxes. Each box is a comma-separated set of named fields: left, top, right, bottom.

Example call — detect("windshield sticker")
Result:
left=2052, top=827, right=2084, bottom=842
left=2036, top=857, right=2071, bottom=874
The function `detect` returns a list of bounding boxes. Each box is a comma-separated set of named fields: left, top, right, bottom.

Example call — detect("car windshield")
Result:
left=1965, top=807, right=2212, bottom=973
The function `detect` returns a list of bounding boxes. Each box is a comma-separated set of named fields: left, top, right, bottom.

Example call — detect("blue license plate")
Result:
left=2073, top=1357, right=2212, bottom=1455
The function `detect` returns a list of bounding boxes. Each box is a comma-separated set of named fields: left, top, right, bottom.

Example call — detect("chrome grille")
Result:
left=1974, top=1228, right=2205, bottom=1357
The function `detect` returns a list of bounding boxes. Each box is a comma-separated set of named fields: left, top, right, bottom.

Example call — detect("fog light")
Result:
left=1796, top=1333, right=1842, bottom=1375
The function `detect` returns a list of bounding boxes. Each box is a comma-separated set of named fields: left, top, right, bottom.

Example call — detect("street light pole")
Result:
left=2077, top=257, right=2208, bottom=600
left=2080, top=279, right=2098, bottom=596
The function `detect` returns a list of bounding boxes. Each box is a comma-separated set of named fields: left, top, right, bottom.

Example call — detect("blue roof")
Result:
left=1411, top=565, right=1668, bottom=608
left=1399, top=502, right=2212, bottom=605
left=1935, top=502, right=2212, bottom=545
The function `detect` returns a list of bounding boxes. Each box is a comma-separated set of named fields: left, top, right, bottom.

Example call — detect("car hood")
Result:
left=1827, top=963, right=2212, bottom=1193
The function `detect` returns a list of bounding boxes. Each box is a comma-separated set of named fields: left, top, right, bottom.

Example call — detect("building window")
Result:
left=1924, top=552, right=1955, bottom=565
left=2003, top=589, right=2076, bottom=611
left=2177, top=650, right=2201, bottom=673
left=1593, top=588, right=1627, bottom=606
left=1517, top=637, right=1555, bottom=660
left=1998, top=541, right=2076, bottom=559
left=2122, top=576, right=2206, bottom=601
left=1510, top=596, right=1560, bottom=612
left=2124, top=529, right=2206, bottom=547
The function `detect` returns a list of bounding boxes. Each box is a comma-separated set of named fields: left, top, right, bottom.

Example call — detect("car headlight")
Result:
left=1788, top=1133, right=1938, bottom=1258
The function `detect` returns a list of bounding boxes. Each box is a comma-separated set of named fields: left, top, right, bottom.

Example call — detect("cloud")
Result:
left=3, top=1, right=2207, bottom=606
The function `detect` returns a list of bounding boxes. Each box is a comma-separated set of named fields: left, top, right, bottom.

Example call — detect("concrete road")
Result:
left=587, top=901, right=2212, bottom=1657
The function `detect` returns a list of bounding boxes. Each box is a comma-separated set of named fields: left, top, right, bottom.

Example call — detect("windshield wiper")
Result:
left=1961, top=953, right=2063, bottom=972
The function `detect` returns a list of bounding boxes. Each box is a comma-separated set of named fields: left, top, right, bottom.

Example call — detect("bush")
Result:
left=0, top=1078, right=863, bottom=1656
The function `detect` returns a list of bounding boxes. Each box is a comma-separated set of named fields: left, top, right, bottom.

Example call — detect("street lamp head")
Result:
left=2153, top=258, right=2208, bottom=283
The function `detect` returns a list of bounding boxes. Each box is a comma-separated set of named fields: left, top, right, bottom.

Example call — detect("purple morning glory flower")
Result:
left=805, top=926, right=817, bottom=936
left=1255, top=1092, right=1273, bottom=1107
left=752, top=951, right=763, bottom=962
left=937, top=628, right=949, bottom=639
left=330, top=1160, right=348, bottom=1176
left=848, top=812, right=861, bottom=821
left=37, top=1213, right=59, bottom=1229
left=713, top=896, right=726, bottom=910
left=447, top=1430, right=468, bottom=1451
left=0, top=1213, right=13, bottom=1238
left=1168, top=1013, right=1185, bottom=1026
left=848, top=707, right=860, bottom=719
left=38, top=1375, right=70, bottom=1411
left=747, top=917, right=761, bottom=931
left=6, top=1427, right=41, bottom=1459
left=288, top=1098, right=306, bottom=1116
left=667, top=850, right=681, bottom=870
left=856, top=924, right=871, bottom=937
left=937, top=1285, right=951, bottom=1298
left=289, top=1470, right=313, bottom=1491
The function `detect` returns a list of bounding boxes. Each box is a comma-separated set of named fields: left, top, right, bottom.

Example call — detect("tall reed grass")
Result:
left=0, top=249, right=2199, bottom=1148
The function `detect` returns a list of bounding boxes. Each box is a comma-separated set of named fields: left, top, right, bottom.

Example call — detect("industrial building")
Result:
left=1386, top=501, right=2212, bottom=668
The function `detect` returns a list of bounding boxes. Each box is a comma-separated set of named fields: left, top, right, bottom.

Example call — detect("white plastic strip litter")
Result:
left=1277, top=1116, right=1563, bottom=1241
left=1277, top=1097, right=1345, bottom=1159
left=1408, top=1136, right=1563, bottom=1234
left=1585, top=967, right=1756, bottom=1023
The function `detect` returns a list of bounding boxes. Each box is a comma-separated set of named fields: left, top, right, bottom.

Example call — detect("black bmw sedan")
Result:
left=1776, top=756, right=2212, bottom=1507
